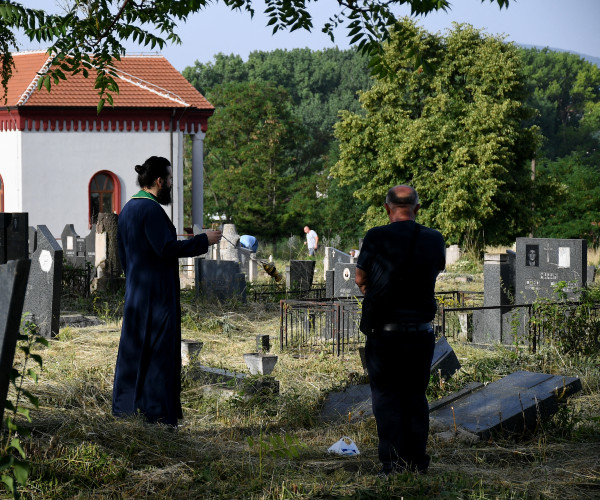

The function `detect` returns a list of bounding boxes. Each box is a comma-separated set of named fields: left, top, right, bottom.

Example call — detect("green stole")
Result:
left=131, top=190, right=159, bottom=203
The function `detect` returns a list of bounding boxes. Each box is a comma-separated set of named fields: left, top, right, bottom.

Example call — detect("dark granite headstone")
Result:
left=333, top=262, right=362, bottom=298
left=324, top=247, right=351, bottom=273
left=0, top=213, right=29, bottom=265
left=60, top=224, right=79, bottom=264
left=195, top=259, right=246, bottom=302
left=325, top=269, right=335, bottom=298
left=515, top=237, right=586, bottom=304
left=28, top=226, right=37, bottom=257
left=429, top=370, right=581, bottom=439
left=285, top=260, right=315, bottom=290
left=431, top=336, right=461, bottom=378
left=587, top=265, right=596, bottom=284
left=0, top=259, right=31, bottom=426
left=84, top=224, right=96, bottom=266
left=22, top=225, right=63, bottom=338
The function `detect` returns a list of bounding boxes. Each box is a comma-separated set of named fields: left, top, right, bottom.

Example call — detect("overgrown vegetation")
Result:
left=4, top=271, right=600, bottom=498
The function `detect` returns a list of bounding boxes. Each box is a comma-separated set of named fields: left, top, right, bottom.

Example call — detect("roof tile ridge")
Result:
left=109, top=65, right=190, bottom=107
left=17, top=53, right=54, bottom=106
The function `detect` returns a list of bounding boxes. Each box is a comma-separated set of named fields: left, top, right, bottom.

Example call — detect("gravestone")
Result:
left=473, top=251, right=517, bottom=345
left=324, top=247, right=351, bottom=273
left=22, top=225, right=63, bottom=339
left=320, top=338, right=461, bottom=422
left=60, top=224, right=82, bottom=267
left=515, top=237, right=586, bottom=304
left=587, top=265, right=596, bottom=284
left=333, top=262, right=362, bottom=298
left=429, top=370, right=581, bottom=440
left=238, top=247, right=253, bottom=278
left=28, top=226, right=37, bottom=257
left=0, top=213, right=29, bottom=264
left=84, top=225, right=96, bottom=267
left=195, top=259, right=246, bottom=302
left=431, top=336, right=461, bottom=379
left=220, top=224, right=240, bottom=262
left=325, top=270, right=335, bottom=298
left=0, top=259, right=31, bottom=426
left=446, top=245, right=462, bottom=267
left=94, top=214, right=123, bottom=291
left=286, top=260, right=315, bottom=290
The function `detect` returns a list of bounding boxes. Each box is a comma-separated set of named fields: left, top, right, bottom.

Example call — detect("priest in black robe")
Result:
left=112, top=156, right=222, bottom=426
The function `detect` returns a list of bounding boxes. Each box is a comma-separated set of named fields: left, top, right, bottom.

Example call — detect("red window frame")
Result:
left=88, top=170, right=121, bottom=228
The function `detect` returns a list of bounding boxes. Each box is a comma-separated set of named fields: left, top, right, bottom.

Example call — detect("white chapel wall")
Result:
left=0, top=131, right=23, bottom=211
left=19, top=129, right=185, bottom=238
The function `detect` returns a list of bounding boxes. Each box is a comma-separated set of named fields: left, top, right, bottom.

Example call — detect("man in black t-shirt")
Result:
left=356, top=185, right=445, bottom=476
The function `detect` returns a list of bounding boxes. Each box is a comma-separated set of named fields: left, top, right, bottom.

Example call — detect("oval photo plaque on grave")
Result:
left=39, top=250, right=52, bottom=273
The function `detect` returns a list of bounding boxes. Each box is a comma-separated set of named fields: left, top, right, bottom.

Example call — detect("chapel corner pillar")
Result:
left=191, top=131, right=205, bottom=230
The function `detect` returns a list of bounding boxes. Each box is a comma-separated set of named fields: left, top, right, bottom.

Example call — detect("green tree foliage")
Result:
left=332, top=21, right=540, bottom=247
left=0, top=0, right=509, bottom=108
left=535, top=151, right=600, bottom=246
left=184, top=48, right=373, bottom=244
left=202, top=81, right=309, bottom=240
left=520, top=48, right=600, bottom=159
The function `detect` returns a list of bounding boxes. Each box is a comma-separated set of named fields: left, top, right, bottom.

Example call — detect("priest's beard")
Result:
left=156, top=182, right=172, bottom=205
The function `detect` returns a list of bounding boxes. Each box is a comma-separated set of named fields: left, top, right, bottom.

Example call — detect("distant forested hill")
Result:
left=519, top=44, right=600, bottom=67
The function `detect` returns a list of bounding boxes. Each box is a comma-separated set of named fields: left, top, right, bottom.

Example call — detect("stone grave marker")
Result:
left=473, top=251, right=517, bottom=345
left=28, top=226, right=37, bottom=257
left=320, top=336, right=461, bottom=422
left=84, top=224, right=96, bottom=267
left=324, top=247, right=351, bottom=273
left=60, top=224, right=80, bottom=266
left=515, top=237, right=587, bottom=304
left=220, top=224, right=240, bottom=262
left=587, top=265, right=596, bottom=284
left=333, top=262, right=362, bottom=298
left=22, top=225, right=63, bottom=339
left=195, top=259, right=246, bottom=302
left=325, top=270, right=335, bottom=298
left=0, top=259, right=31, bottom=426
left=429, top=370, right=581, bottom=440
left=94, top=214, right=123, bottom=291
left=0, top=213, right=29, bottom=264
left=286, top=260, right=315, bottom=291
left=431, top=336, right=461, bottom=378
left=446, top=245, right=462, bottom=267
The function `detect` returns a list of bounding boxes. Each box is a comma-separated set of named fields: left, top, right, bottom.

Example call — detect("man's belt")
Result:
left=381, top=322, right=432, bottom=332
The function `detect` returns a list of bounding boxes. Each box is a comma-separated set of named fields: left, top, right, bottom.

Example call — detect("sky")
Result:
left=14, top=0, right=600, bottom=71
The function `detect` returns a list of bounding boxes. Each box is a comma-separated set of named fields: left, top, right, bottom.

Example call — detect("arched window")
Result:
left=88, top=170, right=121, bottom=227
left=0, top=174, right=4, bottom=212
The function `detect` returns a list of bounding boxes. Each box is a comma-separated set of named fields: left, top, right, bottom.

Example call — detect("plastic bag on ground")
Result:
left=327, top=436, right=360, bottom=456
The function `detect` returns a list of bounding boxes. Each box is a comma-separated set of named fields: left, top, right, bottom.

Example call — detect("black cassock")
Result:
left=112, top=192, right=208, bottom=425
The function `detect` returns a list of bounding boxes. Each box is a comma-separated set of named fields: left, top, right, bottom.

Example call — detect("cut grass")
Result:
left=4, top=295, right=600, bottom=499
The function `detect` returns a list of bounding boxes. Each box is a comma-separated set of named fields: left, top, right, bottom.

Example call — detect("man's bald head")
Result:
left=384, top=185, right=420, bottom=222
left=385, top=185, right=419, bottom=207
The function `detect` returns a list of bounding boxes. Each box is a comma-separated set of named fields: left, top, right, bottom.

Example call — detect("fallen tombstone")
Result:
left=429, top=370, right=581, bottom=440
left=431, top=336, right=461, bottom=379
left=0, top=259, right=31, bottom=426
left=322, top=336, right=460, bottom=422
left=184, top=364, right=280, bottom=399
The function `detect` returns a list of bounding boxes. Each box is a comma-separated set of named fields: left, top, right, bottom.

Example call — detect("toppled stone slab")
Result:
left=322, top=337, right=461, bottom=422
left=431, top=336, right=461, bottom=379
left=320, top=384, right=373, bottom=423
left=429, top=370, right=581, bottom=440
left=185, top=364, right=279, bottom=396
left=60, top=314, right=103, bottom=328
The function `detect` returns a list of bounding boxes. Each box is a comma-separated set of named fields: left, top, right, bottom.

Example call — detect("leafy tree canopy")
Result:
left=1, top=0, right=509, bottom=109
left=202, top=81, right=309, bottom=239
left=520, top=47, right=600, bottom=160
left=332, top=20, right=540, bottom=247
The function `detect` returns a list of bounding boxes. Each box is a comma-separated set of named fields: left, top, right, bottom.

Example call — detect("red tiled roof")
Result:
left=4, top=51, right=213, bottom=111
